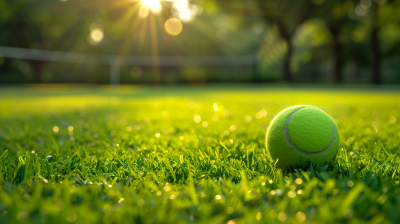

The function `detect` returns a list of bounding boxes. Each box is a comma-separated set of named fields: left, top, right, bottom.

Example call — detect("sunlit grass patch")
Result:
left=0, top=86, right=400, bottom=223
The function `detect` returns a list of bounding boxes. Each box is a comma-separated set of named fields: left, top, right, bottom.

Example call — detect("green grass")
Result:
left=1, top=85, right=400, bottom=224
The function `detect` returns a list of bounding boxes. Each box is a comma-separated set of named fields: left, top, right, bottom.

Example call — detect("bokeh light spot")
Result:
left=256, top=212, right=262, bottom=220
left=90, top=29, right=104, bottom=43
left=194, top=115, right=201, bottom=123
left=213, top=103, right=219, bottom=111
left=295, top=178, right=303, bottom=185
left=212, top=115, right=219, bottom=122
left=165, top=18, right=183, bottom=36
left=66, top=212, right=78, bottom=222
left=277, top=212, right=287, bottom=222
left=296, top=212, right=306, bottom=222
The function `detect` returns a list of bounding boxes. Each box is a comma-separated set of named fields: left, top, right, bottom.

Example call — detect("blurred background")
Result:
left=0, top=0, right=400, bottom=85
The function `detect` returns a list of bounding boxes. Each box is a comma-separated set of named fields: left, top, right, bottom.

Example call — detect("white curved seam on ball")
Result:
left=284, top=107, right=336, bottom=157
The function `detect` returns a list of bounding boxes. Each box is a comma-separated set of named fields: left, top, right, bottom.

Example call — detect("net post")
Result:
left=252, top=54, right=259, bottom=83
left=110, top=57, right=120, bottom=86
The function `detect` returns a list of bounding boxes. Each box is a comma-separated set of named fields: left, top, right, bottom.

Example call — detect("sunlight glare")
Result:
left=141, top=0, right=162, bottom=14
left=138, top=6, right=150, bottom=18
left=173, top=0, right=189, bottom=11
left=172, top=0, right=199, bottom=23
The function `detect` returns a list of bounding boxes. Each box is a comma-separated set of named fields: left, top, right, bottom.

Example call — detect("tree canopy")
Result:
left=1, top=0, right=400, bottom=84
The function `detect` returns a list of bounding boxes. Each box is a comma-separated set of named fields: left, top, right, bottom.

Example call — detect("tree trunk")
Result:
left=277, top=22, right=293, bottom=82
left=283, top=37, right=293, bottom=82
left=329, top=26, right=343, bottom=83
left=371, top=5, right=381, bottom=85
left=371, top=28, right=381, bottom=84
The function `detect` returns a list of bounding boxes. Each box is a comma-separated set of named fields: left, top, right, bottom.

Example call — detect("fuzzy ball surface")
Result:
left=266, top=105, right=340, bottom=170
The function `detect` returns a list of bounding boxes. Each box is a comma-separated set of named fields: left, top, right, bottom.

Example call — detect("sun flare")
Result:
left=141, top=0, right=162, bottom=13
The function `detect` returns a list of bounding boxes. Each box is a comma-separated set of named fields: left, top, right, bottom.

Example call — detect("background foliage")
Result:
left=1, top=0, right=400, bottom=84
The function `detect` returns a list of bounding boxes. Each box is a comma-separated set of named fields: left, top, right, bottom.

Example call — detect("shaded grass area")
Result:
left=1, top=85, right=400, bottom=224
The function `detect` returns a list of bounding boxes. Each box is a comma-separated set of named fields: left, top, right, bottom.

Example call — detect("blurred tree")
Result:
left=310, top=0, right=359, bottom=83
left=0, top=0, right=41, bottom=82
left=0, top=0, right=88, bottom=82
left=254, top=1, right=314, bottom=82
left=369, top=0, right=400, bottom=84
left=370, top=0, right=381, bottom=84
left=2, top=0, right=400, bottom=84
left=380, top=0, right=400, bottom=67
left=213, top=0, right=314, bottom=82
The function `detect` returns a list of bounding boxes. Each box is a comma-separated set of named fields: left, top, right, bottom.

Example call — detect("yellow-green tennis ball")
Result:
left=266, top=105, right=339, bottom=171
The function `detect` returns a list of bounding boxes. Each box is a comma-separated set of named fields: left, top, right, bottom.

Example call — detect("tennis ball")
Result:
left=266, top=105, right=339, bottom=170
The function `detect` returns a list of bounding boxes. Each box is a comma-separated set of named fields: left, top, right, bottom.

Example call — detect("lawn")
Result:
left=1, top=85, right=400, bottom=224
